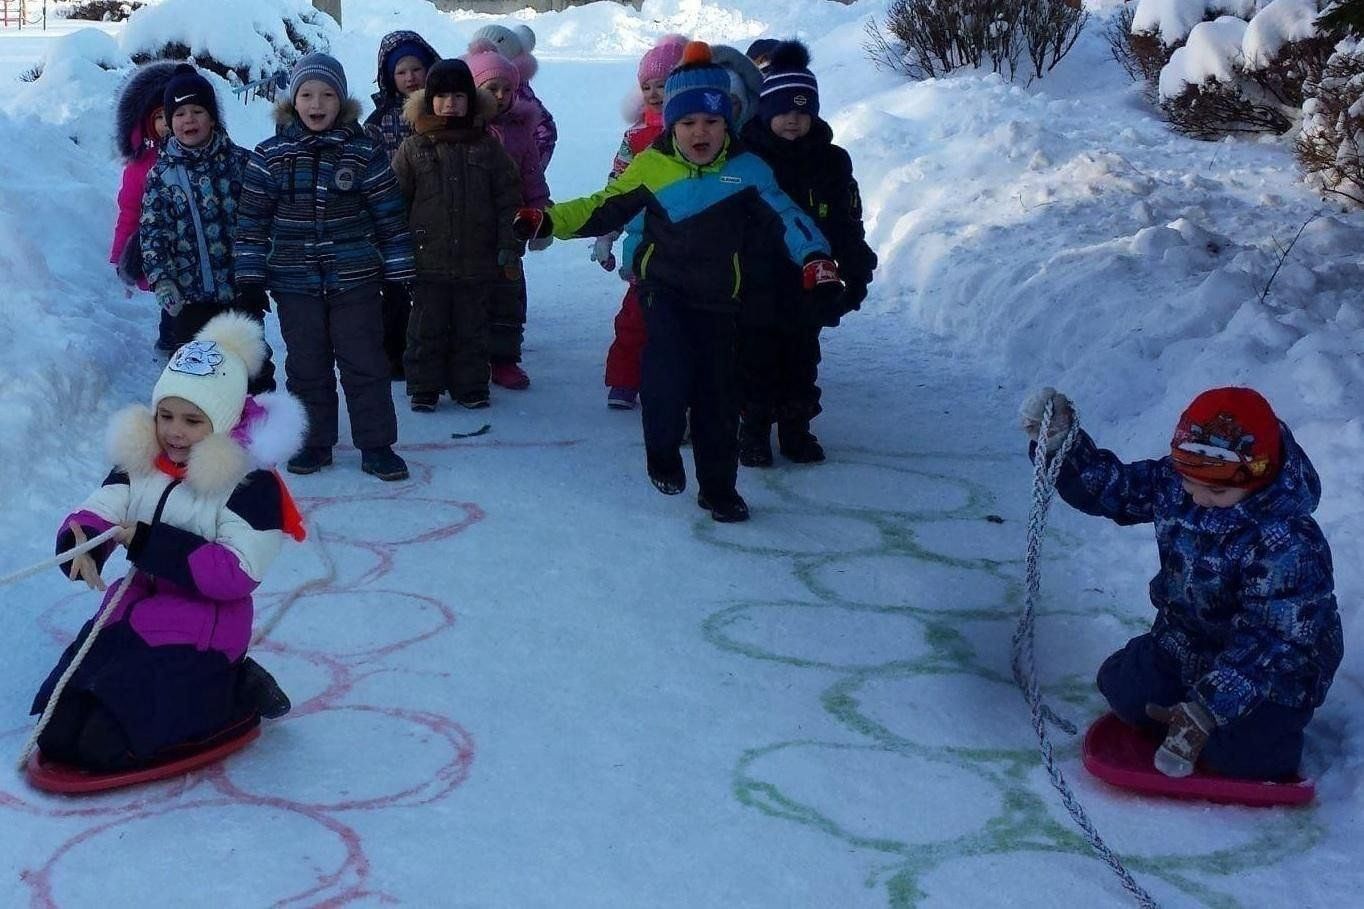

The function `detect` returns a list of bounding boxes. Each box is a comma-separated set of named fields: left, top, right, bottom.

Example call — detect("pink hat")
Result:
left=464, top=41, right=520, bottom=92
left=638, top=34, right=688, bottom=84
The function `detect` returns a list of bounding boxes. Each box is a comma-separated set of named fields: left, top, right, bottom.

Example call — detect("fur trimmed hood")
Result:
left=273, top=97, right=363, bottom=130
left=115, top=60, right=179, bottom=161
left=402, top=88, right=499, bottom=132
left=107, top=392, right=307, bottom=495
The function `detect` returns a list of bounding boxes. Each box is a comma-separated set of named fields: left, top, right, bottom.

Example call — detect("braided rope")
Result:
left=0, top=526, right=121, bottom=588
left=1014, top=400, right=1159, bottom=909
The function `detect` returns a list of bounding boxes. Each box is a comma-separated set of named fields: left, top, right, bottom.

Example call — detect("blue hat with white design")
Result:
left=662, top=42, right=733, bottom=130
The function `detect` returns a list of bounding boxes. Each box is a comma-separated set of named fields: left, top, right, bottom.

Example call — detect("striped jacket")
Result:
left=550, top=135, right=828, bottom=309
left=140, top=129, right=250, bottom=306
left=235, top=101, right=416, bottom=296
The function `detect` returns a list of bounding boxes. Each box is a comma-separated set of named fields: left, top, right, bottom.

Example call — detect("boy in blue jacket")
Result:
left=1022, top=386, right=1342, bottom=779
left=236, top=55, right=416, bottom=482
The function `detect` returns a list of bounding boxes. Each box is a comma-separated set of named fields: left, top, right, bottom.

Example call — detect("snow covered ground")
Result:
left=0, top=0, right=1360, bottom=905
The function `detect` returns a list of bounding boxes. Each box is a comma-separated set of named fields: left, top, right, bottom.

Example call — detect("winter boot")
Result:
left=237, top=657, right=291, bottom=719
left=647, top=450, right=686, bottom=495
left=491, top=360, right=530, bottom=390
left=361, top=446, right=410, bottom=481
left=738, top=418, right=774, bottom=468
left=697, top=490, right=750, bottom=523
left=778, top=420, right=826, bottom=464
left=410, top=393, right=439, bottom=413
left=607, top=386, right=638, bottom=410
left=287, top=446, right=333, bottom=475
left=455, top=389, right=491, bottom=409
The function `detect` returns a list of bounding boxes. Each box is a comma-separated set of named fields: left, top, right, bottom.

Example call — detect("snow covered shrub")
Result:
left=1297, top=39, right=1364, bottom=203
left=864, top=0, right=1088, bottom=82
left=120, top=0, right=335, bottom=85
left=62, top=1, right=144, bottom=22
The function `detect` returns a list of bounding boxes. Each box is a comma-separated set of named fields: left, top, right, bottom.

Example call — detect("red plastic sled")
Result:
left=1082, top=712, right=1314, bottom=807
left=26, top=719, right=261, bottom=795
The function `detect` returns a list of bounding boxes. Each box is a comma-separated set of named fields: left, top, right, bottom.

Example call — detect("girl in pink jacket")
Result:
left=463, top=44, right=550, bottom=391
left=32, top=313, right=305, bottom=771
left=112, top=61, right=177, bottom=354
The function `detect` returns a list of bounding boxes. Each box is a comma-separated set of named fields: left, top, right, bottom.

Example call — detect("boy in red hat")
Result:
left=1021, top=386, right=1341, bottom=780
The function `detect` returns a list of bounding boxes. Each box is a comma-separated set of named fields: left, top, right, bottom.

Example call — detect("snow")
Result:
left=2, top=0, right=1364, bottom=905
left=1132, top=0, right=1211, bottom=44
left=1242, top=0, right=1321, bottom=70
left=1158, top=14, right=1248, bottom=99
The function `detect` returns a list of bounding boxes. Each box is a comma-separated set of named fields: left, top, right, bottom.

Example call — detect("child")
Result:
left=513, top=42, right=844, bottom=523
left=463, top=43, right=551, bottom=391
left=32, top=313, right=304, bottom=772
left=737, top=41, right=877, bottom=465
left=235, top=54, right=416, bottom=482
left=1021, top=386, right=1342, bottom=780
left=111, top=60, right=176, bottom=356
left=596, top=34, right=688, bottom=410
left=392, top=59, right=522, bottom=412
left=468, top=23, right=558, bottom=167
left=710, top=44, right=765, bottom=128
left=139, top=64, right=275, bottom=393
left=364, top=29, right=441, bottom=379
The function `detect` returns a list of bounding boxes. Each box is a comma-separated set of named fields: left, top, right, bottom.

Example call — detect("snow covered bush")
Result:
left=119, top=0, right=335, bottom=84
left=61, top=1, right=145, bottom=22
left=1297, top=38, right=1364, bottom=202
left=864, top=0, right=1088, bottom=82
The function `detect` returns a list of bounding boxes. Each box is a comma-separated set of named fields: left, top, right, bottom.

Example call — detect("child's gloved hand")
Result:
left=154, top=281, right=184, bottom=317
left=803, top=256, right=844, bottom=316
left=65, top=523, right=106, bottom=592
left=512, top=208, right=552, bottom=242
left=498, top=249, right=523, bottom=281
left=590, top=234, right=618, bottom=272
left=1146, top=701, right=1215, bottom=778
left=1019, top=387, right=1075, bottom=453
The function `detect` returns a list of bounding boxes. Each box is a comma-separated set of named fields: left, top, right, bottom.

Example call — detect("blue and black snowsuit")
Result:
left=1052, top=425, right=1342, bottom=778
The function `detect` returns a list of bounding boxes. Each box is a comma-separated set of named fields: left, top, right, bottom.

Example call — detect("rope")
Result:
left=15, top=564, right=139, bottom=771
left=1013, top=400, right=1159, bottom=909
left=0, top=526, right=122, bottom=588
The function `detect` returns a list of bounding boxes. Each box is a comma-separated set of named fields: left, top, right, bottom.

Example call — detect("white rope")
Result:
left=0, top=526, right=122, bottom=588
left=1014, top=399, right=1159, bottom=909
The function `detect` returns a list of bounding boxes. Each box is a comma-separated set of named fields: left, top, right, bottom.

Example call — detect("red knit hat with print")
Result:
left=1170, top=387, right=1282, bottom=490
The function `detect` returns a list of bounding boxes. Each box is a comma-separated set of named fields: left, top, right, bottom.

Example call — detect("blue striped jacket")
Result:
left=235, top=102, right=415, bottom=296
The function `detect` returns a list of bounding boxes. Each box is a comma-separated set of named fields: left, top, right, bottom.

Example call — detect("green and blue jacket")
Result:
left=551, top=135, right=828, bottom=309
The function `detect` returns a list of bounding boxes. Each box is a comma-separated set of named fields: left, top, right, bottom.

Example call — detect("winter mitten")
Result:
left=821, top=282, right=868, bottom=328
left=154, top=281, right=184, bottom=317
left=512, top=208, right=553, bottom=242
left=803, top=256, right=844, bottom=315
left=590, top=234, right=618, bottom=272
left=498, top=249, right=524, bottom=281
left=116, top=233, right=144, bottom=287
left=1146, top=701, right=1215, bottom=778
left=1018, top=387, right=1075, bottom=453
left=236, top=283, right=270, bottom=316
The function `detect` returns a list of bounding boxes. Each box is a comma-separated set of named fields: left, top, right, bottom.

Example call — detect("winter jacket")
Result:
left=740, top=116, right=877, bottom=322
left=112, top=60, right=179, bottom=291
left=610, top=107, right=664, bottom=181
left=235, top=100, right=417, bottom=297
left=364, top=30, right=441, bottom=160
left=550, top=134, right=829, bottom=310
left=56, top=395, right=306, bottom=663
left=1052, top=426, right=1342, bottom=726
left=392, top=91, right=522, bottom=281
left=520, top=81, right=557, bottom=167
left=140, top=129, right=250, bottom=307
left=489, top=95, right=550, bottom=208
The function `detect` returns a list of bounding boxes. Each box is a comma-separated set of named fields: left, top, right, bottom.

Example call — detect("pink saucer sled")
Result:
left=1082, top=712, right=1314, bottom=808
left=26, top=718, right=260, bottom=795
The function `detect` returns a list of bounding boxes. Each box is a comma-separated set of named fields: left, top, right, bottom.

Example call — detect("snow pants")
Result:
left=275, top=283, right=397, bottom=451
left=381, top=280, right=411, bottom=376
left=641, top=291, right=740, bottom=500
left=488, top=270, right=528, bottom=365
left=1097, top=632, right=1313, bottom=779
left=604, top=284, right=646, bottom=391
left=737, top=320, right=822, bottom=426
left=405, top=279, right=491, bottom=399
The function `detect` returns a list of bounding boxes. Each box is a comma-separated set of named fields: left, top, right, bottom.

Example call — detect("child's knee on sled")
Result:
left=1096, top=633, right=1184, bottom=731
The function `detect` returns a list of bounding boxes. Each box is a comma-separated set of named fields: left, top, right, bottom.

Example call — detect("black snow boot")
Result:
left=237, top=657, right=291, bottom=719
left=361, top=446, right=410, bottom=481
left=738, top=418, right=774, bottom=468
left=778, top=420, right=826, bottom=464
left=697, top=490, right=750, bottom=523
left=647, top=450, right=686, bottom=495
left=287, top=446, right=333, bottom=475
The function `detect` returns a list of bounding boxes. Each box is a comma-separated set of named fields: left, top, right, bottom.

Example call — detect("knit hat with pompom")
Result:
left=662, top=42, right=733, bottom=129
left=757, top=40, right=819, bottom=123
left=153, top=311, right=266, bottom=433
left=638, top=34, right=688, bottom=83
left=464, top=40, right=521, bottom=92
